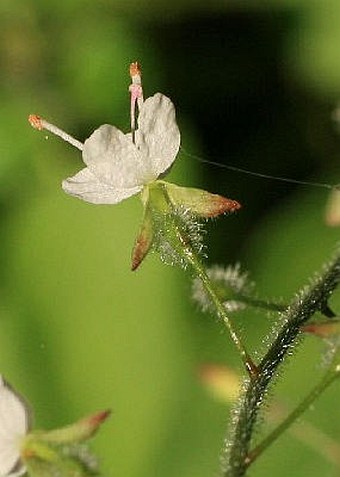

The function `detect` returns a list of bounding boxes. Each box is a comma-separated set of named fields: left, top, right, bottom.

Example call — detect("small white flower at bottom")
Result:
left=0, top=376, right=30, bottom=477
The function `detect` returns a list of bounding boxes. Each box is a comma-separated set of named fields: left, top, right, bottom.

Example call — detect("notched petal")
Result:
left=164, top=182, right=241, bottom=218
left=137, top=94, right=181, bottom=178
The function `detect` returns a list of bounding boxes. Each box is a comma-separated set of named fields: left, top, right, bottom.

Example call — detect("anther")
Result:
left=128, top=61, right=144, bottom=143
left=28, top=115, right=84, bottom=151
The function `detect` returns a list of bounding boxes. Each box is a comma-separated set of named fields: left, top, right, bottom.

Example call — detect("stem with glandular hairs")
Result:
left=160, top=184, right=257, bottom=379
left=247, top=358, right=340, bottom=466
left=222, top=253, right=340, bottom=477
left=182, top=246, right=257, bottom=378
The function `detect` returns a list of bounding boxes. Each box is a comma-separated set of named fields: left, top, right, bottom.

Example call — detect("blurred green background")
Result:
left=1, top=1, right=340, bottom=476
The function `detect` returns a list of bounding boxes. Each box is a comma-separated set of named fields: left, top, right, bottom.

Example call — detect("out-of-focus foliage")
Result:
left=1, top=1, right=339, bottom=477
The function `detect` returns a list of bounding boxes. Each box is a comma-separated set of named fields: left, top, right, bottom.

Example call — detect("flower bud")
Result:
left=302, top=320, right=340, bottom=338
left=198, top=364, right=241, bottom=402
left=325, top=188, right=340, bottom=226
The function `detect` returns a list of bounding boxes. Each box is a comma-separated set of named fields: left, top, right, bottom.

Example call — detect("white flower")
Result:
left=0, top=376, right=30, bottom=477
left=62, top=93, right=180, bottom=204
left=29, top=62, right=241, bottom=270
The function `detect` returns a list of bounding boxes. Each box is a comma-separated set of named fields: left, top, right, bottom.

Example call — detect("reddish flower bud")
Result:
left=198, top=364, right=241, bottom=402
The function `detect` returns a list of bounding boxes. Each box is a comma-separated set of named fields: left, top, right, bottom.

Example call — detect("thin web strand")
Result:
left=180, top=147, right=337, bottom=191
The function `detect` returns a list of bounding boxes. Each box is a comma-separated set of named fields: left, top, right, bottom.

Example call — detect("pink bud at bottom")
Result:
left=198, top=364, right=241, bottom=402
left=302, top=321, right=340, bottom=338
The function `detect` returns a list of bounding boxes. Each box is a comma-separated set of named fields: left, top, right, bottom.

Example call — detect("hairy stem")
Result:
left=185, top=248, right=257, bottom=378
left=160, top=184, right=257, bottom=378
left=227, top=294, right=286, bottom=313
left=221, top=253, right=340, bottom=477
left=247, top=360, right=340, bottom=465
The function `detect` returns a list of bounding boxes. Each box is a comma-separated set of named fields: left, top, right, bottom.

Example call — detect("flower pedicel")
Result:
left=29, top=62, right=241, bottom=269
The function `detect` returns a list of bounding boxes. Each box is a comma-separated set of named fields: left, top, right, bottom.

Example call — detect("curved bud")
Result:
left=198, top=364, right=241, bottom=402
left=325, top=188, right=340, bottom=227
left=131, top=204, right=154, bottom=271
left=302, top=320, right=340, bottom=338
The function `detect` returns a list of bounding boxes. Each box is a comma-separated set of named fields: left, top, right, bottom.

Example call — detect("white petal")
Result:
left=0, top=446, right=26, bottom=477
left=136, top=93, right=180, bottom=177
left=62, top=167, right=142, bottom=204
left=82, top=125, right=151, bottom=188
left=0, top=377, right=30, bottom=476
left=0, top=377, right=30, bottom=440
left=7, top=467, right=26, bottom=477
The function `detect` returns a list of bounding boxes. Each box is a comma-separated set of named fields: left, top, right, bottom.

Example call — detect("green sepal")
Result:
left=20, top=411, right=110, bottom=477
left=131, top=199, right=154, bottom=271
left=22, top=437, right=91, bottom=477
left=33, top=410, right=110, bottom=445
left=130, top=180, right=241, bottom=270
left=160, top=181, right=241, bottom=218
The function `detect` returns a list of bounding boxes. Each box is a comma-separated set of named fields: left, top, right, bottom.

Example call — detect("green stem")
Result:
left=221, top=253, right=340, bottom=477
left=160, top=184, right=257, bottom=378
left=185, top=247, right=257, bottom=378
left=247, top=361, right=340, bottom=466
left=212, top=278, right=286, bottom=313
left=231, top=295, right=286, bottom=313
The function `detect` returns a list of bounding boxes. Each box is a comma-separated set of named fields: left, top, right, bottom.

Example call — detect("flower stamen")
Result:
left=128, top=62, right=144, bottom=143
left=28, top=114, right=84, bottom=151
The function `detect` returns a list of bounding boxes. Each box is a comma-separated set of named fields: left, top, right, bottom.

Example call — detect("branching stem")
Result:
left=185, top=248, right=258, bottom=378
left=222, top=253, right=340, bottom=477
left=247, top=359, right=340, bottom=466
